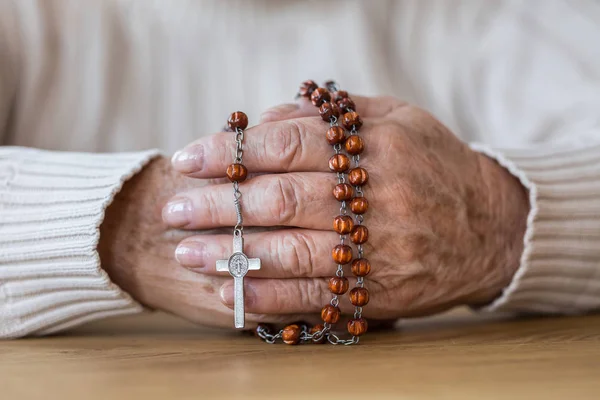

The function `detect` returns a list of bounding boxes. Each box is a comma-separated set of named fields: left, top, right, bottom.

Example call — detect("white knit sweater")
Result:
left=2, top=0, right=600, bottom=338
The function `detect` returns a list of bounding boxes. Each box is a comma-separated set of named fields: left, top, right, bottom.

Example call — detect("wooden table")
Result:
left=2, top=309, right=599, bottom=399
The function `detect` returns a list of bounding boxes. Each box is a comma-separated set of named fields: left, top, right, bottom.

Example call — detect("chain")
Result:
left=347, top=121, right=365, bottom=333
left=254, top=80, right=368, bottom=345
left=325, top=103, right=354, bottom=345
left=233, top=127, right=244, bottom=232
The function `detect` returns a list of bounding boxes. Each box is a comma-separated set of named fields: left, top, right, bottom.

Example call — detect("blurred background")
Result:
left=4, top=0, right=596, bottom=156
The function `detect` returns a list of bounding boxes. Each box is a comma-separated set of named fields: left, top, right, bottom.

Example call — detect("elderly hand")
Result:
left=164, top=95, right=529, bottom=323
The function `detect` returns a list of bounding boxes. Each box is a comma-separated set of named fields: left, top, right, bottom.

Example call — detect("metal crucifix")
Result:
left=216, top=234, right=261, bottom=329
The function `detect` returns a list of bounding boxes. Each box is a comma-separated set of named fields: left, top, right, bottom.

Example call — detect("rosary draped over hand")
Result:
left=163, top=79, right=527, bottom=348
left=223, top=81, right=371, bottom=345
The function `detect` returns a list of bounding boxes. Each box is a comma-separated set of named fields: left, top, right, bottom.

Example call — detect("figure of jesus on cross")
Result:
left=216, top=234, right=261, bottom=328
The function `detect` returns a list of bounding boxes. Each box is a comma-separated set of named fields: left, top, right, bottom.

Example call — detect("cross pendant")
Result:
left=216, top=234, right=261, bottom=329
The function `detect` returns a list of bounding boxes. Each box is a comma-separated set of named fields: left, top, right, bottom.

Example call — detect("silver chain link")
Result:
left=232, top=127, right=245, bottom=232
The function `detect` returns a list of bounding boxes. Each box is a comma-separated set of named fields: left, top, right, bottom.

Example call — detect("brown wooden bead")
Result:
left=309, top=324, right=327, bottom=344
left=328, top=276, right=350, bottom=295
left=351, top=258, right=371, bottom=277
left=349, top=287, right=370, bottom=306
left=342, top=112, right=363, bottom=130
left=282, top=324, right=301, bottom=345
left=319, top=102, right=340, bottom=122
left=227, top=111, right=249, bottom=131
left=345, top=135, right=365, bottom=155
left=298, top=80, right=318, bottom=97
left=350, top=225, right=369, bottom=244
left=350, top=197, right=369, bottom=214
left=321, top=304, right=341, bottom=324
left=226, top=163, right=248, bottom=182
left=310, top=87, right=331, bottom=107
left=348, top=167, right=369, bottom=185
left=333, top=215, right=354, bottom=235
left=333, top=90, right=349, bottom=102
left=326, top=126, right=346, bottom=145
left=347, top=318, right=368, bottom=336
left=332, top=244, right=353, bottom=264
left=328, top=154, right=350, bottom=172
left=337, top=97, right=356, bottom=112
left=333, top=183, right=354, bottom=201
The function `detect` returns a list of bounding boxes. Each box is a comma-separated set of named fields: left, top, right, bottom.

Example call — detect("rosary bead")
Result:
left=328, top=276, right=350, bottom=295
left=319, top=101, right=341, bottom=122
left=282, top=324, right=301, bottom=345
left=321, top=304, right=341, bottom=324
left=227, top=111, right=249, bottom=131
left=351, top=258, right=371, bottom=277
left=328, top=154, right=350, bottom=172
left=337, top=97, right=356, bottom=112
left=333, top=215, right=354, bottom=235
left=348, top=167, right=369, bottom=186
left=349, top=287, right=370, bottom=306
left=350, top=197, right=369, bottom=214
left=345, top=135, right=365, bottom=155
left=298, top=80, right=318, bottom=97
left=332, top=244, right=353, bottom=264
left=326, top=126, right=346, bottom=145
left=333, top=90, right=349, bottom=102
left=226, top=163, right=248, bottom=182
left=347, top=318, right=368, bottom=336
left=310, top=87, right=331, bottom=107
left=350, top=225, right=369, bottom=244
left=342, top=112, right=363, bottom=131
left=309, top=324, right=327, bottom=344
left=333, top=183, right=354, bottom=201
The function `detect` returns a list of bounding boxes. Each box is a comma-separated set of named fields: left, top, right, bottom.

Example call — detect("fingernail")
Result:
left=162, top=197, right=192, bottom=227
left=175, top=241, right=205, bottom=268
left=171, top=144, right=204, bottom=173
left=220, top=283, right=255, bottom=308
left=260, top=103, right=299, bottom=123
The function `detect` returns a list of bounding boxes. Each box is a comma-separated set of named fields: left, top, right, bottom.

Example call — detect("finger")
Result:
left=259, top=102, right=308, bottom=123
left=244, top=313, right=325, bottom=328
left=162, top=172, right=336, bottom=230
left=259, top=95, right=408, bottom=123
left=175, top=229, right=339, bottom=278
left=172, top=116, right=332, bottom=177
left=171, top=95, right=406, bottom=178
left=219, top=277, right=356, bottom=315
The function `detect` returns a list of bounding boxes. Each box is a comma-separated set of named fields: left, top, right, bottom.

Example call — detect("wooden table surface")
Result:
left=2, top=309, right=599, bottom=400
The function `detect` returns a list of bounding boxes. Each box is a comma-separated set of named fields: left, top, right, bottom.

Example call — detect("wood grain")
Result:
left=1, top=309, right=600, bottom=400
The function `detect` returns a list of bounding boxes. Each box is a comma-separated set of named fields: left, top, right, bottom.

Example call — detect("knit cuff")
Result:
left=471, top=143, right=600, bottom=314
left=0, top=147, right=160, bottom=338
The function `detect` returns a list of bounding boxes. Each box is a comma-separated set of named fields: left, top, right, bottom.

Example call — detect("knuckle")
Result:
left=277, top=232, right=316, bottom=277
left=265, top=120, right=303, bottom=170
left=207, top=135, right=230, bottom=168
left=374, top=95, right=409, bottom=117
left=204, top=188, right=230, bottom=227
left=268, top=176, right=299, bottom=225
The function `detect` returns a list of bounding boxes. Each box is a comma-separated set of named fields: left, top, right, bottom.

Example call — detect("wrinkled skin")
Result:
left=101, top=95, right=528, bottom=330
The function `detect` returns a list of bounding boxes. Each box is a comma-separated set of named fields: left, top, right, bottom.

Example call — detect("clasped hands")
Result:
left=100, top=95, right=529, bottom=330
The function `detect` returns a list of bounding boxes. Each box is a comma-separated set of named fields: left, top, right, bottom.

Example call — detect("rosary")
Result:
left=219, top=80, right=370, bottom=345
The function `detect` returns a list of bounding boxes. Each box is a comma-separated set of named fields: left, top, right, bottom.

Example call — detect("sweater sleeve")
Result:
left=471, top=142, right=600, bottom=314
left=0, top=147, right=160, bottom=338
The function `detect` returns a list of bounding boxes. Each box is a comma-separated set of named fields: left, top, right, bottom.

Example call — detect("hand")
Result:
left=164, top=95, right=529, bottom=322
left=99, top=157, right=328, bottom=328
